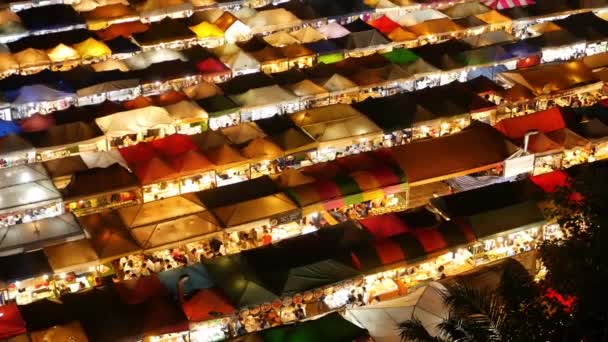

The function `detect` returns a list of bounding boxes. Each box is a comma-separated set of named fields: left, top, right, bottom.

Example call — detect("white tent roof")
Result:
left=288, top=79, right=328, bottom=96
left=343, top=283, right=448, bottom=342
left=230, top=85, right=297, bottom=107
left=79, top=150, right=128, bottom=169
left=76, top=79, right=140, bottom=97
left=232, top=7, right=258, bottom=21
left=164, top=100, right=208, bottom=121
left=375, top=0, right=399, bottom=8
left=244, top=8, right=301, bottom=29
left=222, top=50, right=260, bottom=71
left=72, top=0, right=129, bottom=12
left=0, top=180, right=60, bottom=211
left=290, top=26, right=324, bottom=43
left=124, top=49, right=187, bottom=70
left=138, top=0, right=193, bottom=17
left=95, top=106, right=174, bottom=135
left=317, top=22, right=351, bottom=39
left=0, top=214, right=83, bottom=254
left=264, top=31, right=300, bottom=47
left=0, top=164, right=48, bottom=190
left=320, top=74, right=358, bottom=92
left=388, top=9, right=448, bottom=27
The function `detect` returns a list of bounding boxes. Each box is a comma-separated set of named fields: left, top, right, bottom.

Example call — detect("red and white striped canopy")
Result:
left=482, top=0, right=535, bottom=9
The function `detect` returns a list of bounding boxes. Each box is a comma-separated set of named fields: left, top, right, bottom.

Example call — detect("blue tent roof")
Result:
left=4, top=84, right=75, bottom=104
left=158, top=263, right=214, bottom=299
left=501, top=41, right=541, bottom=58
left=304, top=39, right=344, bottom=54
left=0, top=120, right=21, bottom=138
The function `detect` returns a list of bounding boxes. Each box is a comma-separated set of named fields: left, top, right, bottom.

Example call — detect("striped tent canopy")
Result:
left=285, top=152, right=407, bottom=212
left=482, top=0, right=535, bottom=9
left=353, top=211, right=475, bottom=272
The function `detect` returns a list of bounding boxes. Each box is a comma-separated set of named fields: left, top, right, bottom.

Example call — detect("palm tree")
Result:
left=398, top=259, right=556, bottom=342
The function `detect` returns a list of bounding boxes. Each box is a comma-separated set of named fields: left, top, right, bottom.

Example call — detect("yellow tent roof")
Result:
left=500, top=61, right=598, bottom=96
left=0, top=53, right=18, bottom=72
left=73, top=38, right=112, bottom=59
left=47, top=44, right=81, bottom=62
left=91, top=59, right=130, bottom=72
left=388, top=27, right=418, bottom=42
left=475, top=10, right=511, bottom=25
left=407, top=18, right=464, bottom=36
left=189, top=21, right=225, bottom=38
left=13, top=48, right=50, bottom=68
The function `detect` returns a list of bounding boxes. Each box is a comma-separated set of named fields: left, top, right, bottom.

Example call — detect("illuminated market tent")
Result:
left=343, top=282, right=448, bottom=341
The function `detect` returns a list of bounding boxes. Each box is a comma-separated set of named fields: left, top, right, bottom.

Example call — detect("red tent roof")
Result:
left=122, top=96, right=153, bottom=110
left=414, top=228, right=448, bottom=253
left=135, top=157, right=176, bottom=185
left=494, top=107, right=566, bottom=140
left=197, top=57, right=229, bottom=74
left=368, top=15, right=400, bottom=34
left=144, top=297, right=189, bottom=337
left=96, top=21, right=150, bottom=41
left=114, top=274, right=167, bottom=305
left=150, top=134, right=197, bottom=158
left=529, top=170, right=569, bottom=193
left=182, top=288, right=235, bottom=322
left=360, top=213, right=410, bottom=239
left=154, top=91, right=187, bottom=106
left=0, top=303, right=26, bottom=339
left=19, top=114, right=56, bottom=133
left=169, top=150, right=215, bottom=173
left=119, top=142, right=158, bottom=167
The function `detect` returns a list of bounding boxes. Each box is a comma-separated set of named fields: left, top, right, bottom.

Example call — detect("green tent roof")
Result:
left=261, top=312, right=368, bottom=342
left=382, top=48, right=418, bottom=65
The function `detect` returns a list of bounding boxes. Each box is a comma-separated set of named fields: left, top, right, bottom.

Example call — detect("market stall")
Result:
left=231, top=85, right=299, bottom=122
left=116, top=194, right=220, bottom=251
left=164, top=100, right=209, bottom=134
left=241, top=137, right=284, bottom=178
left=7, top=84, right=75, bottom=118
left=495, top=107, right=592, bottom=174
left=0, top=164, right=62, bottom=228
left=133, top=18, right=196, bottom=50
left=0, top=213, right=84, bottom=261
left=196, top=95, right=241, bottom=130
left=13, top=48, right=50, bottom=74
left=255, top=115, right=318, bottom=169
left=381, top=48, right=441, bottom=91
left=215, top=45, right=261, bottom=76
left=290, top=104, right=383, bottom=162
left=95, top=106, right=176, bottom=148
left=285, top=152, right=408, bottom=218
left=305, top=39, right=346, bottom=65
left=341, top=29, right=392, bottom=58
left=77, top=210, right=141, bottom=262
left=205, top=144, right=248, bottom=186
left=0, top=134, right=36, bottom=168
left=189, top=21, right=225, bottom=48
left=0, top=251, right=53, bottom=305
left=22, top=121, right=105, bottom=161
left=62, top=163, right=140, bottom=216
left=213, top=11, right=252, bottom=44
left=244, top=8, right=301, bottom=35
left=287, top=79, right=330, bottom=108
left=343, top=282, right=447, bottom=341
left=316, top=74, right=359, bottom=104
left=526, top=29, right=586, bottom=63
left=390, top=121, right=518, bottom=185
left=498, top=60, right=602, bottom=111
left=73, top=72, right=141, bottom=106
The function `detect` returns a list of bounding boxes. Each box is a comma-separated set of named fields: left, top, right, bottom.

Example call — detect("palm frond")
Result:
left=398, top=318, right=447, bottom=342
left=443, top=283, right=505, bottom=340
